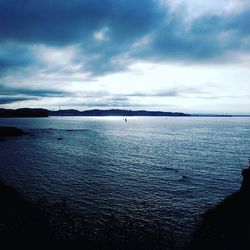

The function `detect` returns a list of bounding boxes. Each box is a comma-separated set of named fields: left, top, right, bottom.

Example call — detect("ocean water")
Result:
left=0, top=116, right=250, bottom=236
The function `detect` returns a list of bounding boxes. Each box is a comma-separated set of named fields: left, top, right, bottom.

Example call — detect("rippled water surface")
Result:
left=0, top=116, right=250, bottom=235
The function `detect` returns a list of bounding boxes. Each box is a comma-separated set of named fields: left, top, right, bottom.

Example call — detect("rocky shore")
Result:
left=187, top=162, right=250, bottom=250
left=0, top=180, right=175, bottom=247
left=0, top=126, right=24, bottom=137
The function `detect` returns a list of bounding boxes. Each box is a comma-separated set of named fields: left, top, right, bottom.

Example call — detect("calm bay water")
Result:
left=0, top=116, right=250, bottom=235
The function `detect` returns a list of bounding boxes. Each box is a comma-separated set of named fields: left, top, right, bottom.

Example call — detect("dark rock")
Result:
left=187, top=162, right=250, bottom=250
left=0, top=181, right=175, bottom=246
left=0, top=126, right=24, bottom=137
left=240, top=167, right=250, bottom=193
left=0, top=181, right=49, bottom=240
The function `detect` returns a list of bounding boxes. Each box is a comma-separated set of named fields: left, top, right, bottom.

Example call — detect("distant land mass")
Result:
left=0, top=108, right=190, bottom=117
left=49, top=109, right=191, bottom=117
left=0, top=108, right=49, bottom=117
left=0, top=108, right=245, bottom=118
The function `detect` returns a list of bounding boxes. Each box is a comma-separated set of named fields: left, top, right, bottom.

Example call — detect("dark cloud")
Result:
left=0, top=42, right=34, bottom=74
left=0, top=85, right=70, bottom=97
left=0, top=86, right=177, bottom=102
left=127, top=90, right=178, bottom=97
left=136, top=11, right=250, bottom=63
left=0, top=0, right=249, bottom=78
left=227, top=9, right=250, bottom=35
left=73, top=87, right=204, bottom=100
left=0, top=85, right=70, bottom=105
left=63, top=87, right=209, bottom=109
left=0, top=96, right=37, bottom=104
left=69, top=100, right=160, bottom=108
left=126, top=87, right=204, bottom=97
left=0, top=0, right=165, bottom=76
left=0, top=0, right=163, bottom=43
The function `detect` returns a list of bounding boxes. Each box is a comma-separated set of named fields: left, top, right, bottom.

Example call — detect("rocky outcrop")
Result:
left=0, top=181, right=49, bottom=240
left=187, top=163, right=250, bottom=250
left=240, top=167, right=250, bottom=193
left=0, top=126, right=24, bottom=137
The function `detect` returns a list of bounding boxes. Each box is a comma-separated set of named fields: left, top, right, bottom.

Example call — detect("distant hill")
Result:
left=191, top=114, right=232, bottom=117
left=0, top=108, right=190, bottom=117
left=0, top=108, right=49, bottom=117
left=49, top=109, right=190, bottom=116
left=1, top=108, right=246, bottom=117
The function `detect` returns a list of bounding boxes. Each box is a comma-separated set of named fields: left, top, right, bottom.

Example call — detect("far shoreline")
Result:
left=1, top=108, right=249, bottom=118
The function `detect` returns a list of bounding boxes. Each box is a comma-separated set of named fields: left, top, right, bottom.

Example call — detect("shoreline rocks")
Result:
left=188, top=163, right=250, bottom=250
left=240, top=166, right=250, bottom=193
left=0, top=126, right=24, bottom=137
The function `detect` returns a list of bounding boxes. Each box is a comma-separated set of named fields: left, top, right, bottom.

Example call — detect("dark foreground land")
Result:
left=187, top=166, right=250, bottom=250
left=0, top=181, right=176, bottom=248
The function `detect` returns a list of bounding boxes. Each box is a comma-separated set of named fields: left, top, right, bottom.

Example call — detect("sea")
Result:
left=0, top=116, right=250, bottom=238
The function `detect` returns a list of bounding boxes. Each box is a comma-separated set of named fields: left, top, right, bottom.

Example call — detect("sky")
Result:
left=0, top=0, right=250, bottom=114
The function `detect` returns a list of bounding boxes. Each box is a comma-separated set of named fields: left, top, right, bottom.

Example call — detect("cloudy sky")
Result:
left=0, top=0, right=250, bottom=114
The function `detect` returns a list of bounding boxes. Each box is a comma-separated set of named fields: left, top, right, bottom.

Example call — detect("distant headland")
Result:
left=0, top=108, right=240, bottom=118
left=0, top=108, right=48, bottom=117
left=0, top=108, right=190, bottom=117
